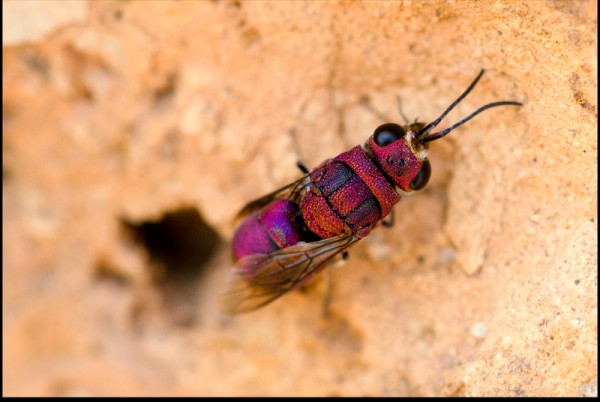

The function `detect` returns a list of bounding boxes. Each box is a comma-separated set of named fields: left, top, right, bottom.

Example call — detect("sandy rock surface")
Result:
left=3, top=0, right=597, bottom=396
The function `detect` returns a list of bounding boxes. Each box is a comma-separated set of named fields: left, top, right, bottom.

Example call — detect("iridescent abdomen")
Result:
left=301, top=146, right=401, bottom=238
left=232, top=199, right=311, bottom=261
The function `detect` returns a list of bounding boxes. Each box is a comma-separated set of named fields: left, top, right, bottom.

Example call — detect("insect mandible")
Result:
left=223, top=69, right=521, bottom=314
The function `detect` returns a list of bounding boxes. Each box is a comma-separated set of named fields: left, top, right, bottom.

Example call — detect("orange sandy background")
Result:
left=3, top=0, right=597, bottom=396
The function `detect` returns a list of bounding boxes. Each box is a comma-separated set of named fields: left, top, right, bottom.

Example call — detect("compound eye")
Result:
left=374, top=123, right=406, bottom=147
left=409, top=160, right=431, bottom=191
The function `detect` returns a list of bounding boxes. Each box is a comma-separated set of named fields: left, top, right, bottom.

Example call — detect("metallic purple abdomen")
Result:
left=301, top=146, right=401, bottom=238
left=232, top=199, right=310, bottom=261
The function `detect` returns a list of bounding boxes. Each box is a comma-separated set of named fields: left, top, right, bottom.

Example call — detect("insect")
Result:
left=223, top=69, right=521, bottom=314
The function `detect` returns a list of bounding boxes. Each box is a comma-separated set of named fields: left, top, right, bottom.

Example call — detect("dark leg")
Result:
left=395, top=94, right=411, bottom=125
left=360, top=95, right=393, bottom=122
left=321, top=252, right=350, bottom=317
left=381, top=210, right=395, bottom=228
left=296, top=161, right=310, bottom=174
left=321, top=268, right=332, bottom=317
left=289, top=128, right=311, bottom=174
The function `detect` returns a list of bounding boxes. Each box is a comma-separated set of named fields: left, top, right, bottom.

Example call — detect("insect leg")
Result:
left=395, top=95, right=411, bottom=125
left=321, top=267, right=332, bottom=317
left=289, top=128, right=311, bottom=174
left=296, top=161, right=310, bottom=174
left=360, top=95, right=393, bottom=122
left=381, top=210, right=395, bottom=228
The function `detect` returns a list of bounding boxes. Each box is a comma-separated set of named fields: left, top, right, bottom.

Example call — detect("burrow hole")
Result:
left=121, top=207, right=222, bottom=326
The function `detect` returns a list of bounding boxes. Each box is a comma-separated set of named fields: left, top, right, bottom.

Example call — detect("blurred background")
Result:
left=3, top=0, right=597, bottom=396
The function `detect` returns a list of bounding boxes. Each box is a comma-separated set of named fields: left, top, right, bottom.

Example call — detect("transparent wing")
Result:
left=222, top=234, right=360, bottom=314
left=233, top=174, right=311, bottom=224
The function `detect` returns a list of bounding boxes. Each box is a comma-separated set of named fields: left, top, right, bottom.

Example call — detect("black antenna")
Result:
left=421, top=100, right=522, bottom=142
left=416, top=69, right=522, bottom=143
